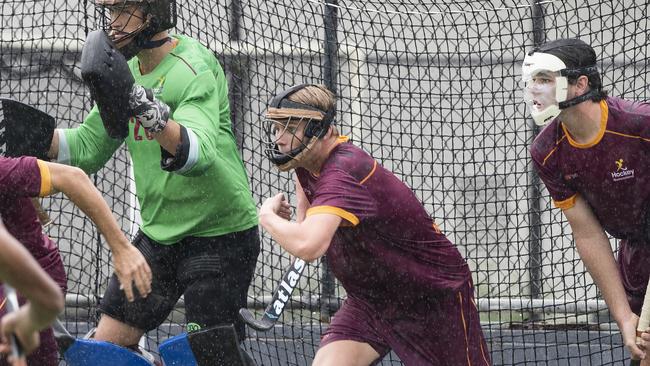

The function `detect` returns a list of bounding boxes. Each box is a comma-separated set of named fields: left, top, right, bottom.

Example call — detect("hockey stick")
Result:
left=238, top=258, right=306, bottom=331
left=52, top=318, right=76, bottom=355
left=631, top=279, right=650, bottom=366
left=4, top=284, right=25, bottom=365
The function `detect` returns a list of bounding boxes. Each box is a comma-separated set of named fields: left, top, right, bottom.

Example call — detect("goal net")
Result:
left=1, top=1, right=647, bottom=364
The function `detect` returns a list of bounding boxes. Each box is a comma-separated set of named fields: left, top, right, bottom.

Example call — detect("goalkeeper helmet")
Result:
left=96, top=0, right=177, bottom=59
left=522, top=38, right=603, bottom=126
left=263, top=84, right=336, bottom=171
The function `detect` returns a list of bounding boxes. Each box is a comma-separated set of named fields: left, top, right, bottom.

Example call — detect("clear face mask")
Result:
left=523, top=71, right=561, bottom=116
left=520, top=51, right=572, bottom=126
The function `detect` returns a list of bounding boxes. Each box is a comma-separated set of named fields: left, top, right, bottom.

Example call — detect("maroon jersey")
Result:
left=530, top=97, right=650, bottom=241
left=0, top=157, right=65, bottom=287
left=0, top=157, right=67, bottom=365
left=296, top=137, right=471, bottom=303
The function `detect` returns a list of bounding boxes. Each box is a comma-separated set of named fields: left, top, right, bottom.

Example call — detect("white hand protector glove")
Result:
left=129, top=84, right=170, bottom=134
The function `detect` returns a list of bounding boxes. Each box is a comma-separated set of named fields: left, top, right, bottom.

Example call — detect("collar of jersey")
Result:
left=561, top=100, right=608, bottom=149
left=309, top=135, right=350, bottom=178
left=134, top=36, right=182, bottom=78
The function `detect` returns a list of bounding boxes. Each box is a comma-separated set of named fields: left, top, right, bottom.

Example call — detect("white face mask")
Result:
left=521, top=52, right=569, bottom=126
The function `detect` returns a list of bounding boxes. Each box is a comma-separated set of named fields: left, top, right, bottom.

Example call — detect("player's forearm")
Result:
left=50, top=120, right=122, bottom=174
left=153, top=118, right=182, bottom=155
left=575, top=236, right=632, bottom=324
left=48, top=164, right=132, bottom=254
left=260, top=212, right=319, bottom=261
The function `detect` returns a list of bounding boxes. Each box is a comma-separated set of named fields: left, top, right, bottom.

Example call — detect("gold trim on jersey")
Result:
left=36, top=159, right=53, bottom=197
left=471, top=294, right=492, bottom=365
left=562, top=100, right=608, bottom=148
left=309, top=136, right=351, bottom=179
left=541, top=135, right=567, bottom=166
left=359, top=160, right=377, bottom=185
left=605, top=130, right=650, bottom=142
left=457, top=290, right=471, bottom=366
left=553, top=193, right=578, bottom=210
left=306, top=205, right=359, bottom=226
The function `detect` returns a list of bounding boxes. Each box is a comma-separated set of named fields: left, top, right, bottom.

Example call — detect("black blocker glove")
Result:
left=0, top=98, right=56, bottom=160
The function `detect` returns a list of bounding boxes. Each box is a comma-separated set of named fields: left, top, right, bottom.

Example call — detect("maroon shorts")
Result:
left=618, top=239, right=650, bottom=314
left=320, top=280, right=491, bottom=366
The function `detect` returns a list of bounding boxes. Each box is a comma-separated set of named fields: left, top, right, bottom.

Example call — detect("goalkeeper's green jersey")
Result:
left=60, top=35, right=258, bottom=244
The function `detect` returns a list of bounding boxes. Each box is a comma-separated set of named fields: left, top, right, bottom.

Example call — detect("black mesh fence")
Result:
left=2, top=1, right=649, bottom=364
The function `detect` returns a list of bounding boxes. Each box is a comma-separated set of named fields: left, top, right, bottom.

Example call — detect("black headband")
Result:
left=268, top=83, right=335, bottom=126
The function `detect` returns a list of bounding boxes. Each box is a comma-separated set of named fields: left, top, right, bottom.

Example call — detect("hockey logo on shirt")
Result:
left=151, top=76, right=165, bottom=97
left=611, top=159, right=635, bottom=182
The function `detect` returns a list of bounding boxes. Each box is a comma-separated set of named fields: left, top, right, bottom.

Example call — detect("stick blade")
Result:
left=238, top=308, right=275, bottom=332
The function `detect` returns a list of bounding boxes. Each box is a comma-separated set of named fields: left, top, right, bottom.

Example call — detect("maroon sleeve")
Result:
left=0, top=157, right=42, bottom=197
left=530, top=147, right=577, bottom=209
left=307, top=168, right=379, bottom=226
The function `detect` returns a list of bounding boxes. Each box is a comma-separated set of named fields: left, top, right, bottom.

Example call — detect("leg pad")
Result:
left=159, top=324, right=254, bottom=366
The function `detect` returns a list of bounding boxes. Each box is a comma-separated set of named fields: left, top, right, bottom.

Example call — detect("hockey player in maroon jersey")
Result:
left=524, top=38, right=650, bottom=363
left=259, top=83, right=491, bottom=366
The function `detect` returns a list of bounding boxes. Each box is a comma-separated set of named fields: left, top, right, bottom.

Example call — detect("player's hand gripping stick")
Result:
left=3, top=285, right=25, bottom=366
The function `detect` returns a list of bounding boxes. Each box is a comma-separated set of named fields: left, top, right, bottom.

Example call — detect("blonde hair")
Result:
left=292, top=84, right=338, bottom=136
left=265, top=84, right=337, bottom=125
left=287, top=84, right=335, bottom=113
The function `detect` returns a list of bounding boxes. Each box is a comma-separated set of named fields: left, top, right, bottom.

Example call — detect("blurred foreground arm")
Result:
left=0, top=221, right=63, bottom=357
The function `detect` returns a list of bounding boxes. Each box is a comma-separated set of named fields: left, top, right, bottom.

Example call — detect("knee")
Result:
left=93, top=314, right=145, bottom=346
left=313, top=341, right=381, bottom=366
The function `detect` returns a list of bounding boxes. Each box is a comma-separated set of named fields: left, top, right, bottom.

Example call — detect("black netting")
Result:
left=2, top=1, right=647, bottom=365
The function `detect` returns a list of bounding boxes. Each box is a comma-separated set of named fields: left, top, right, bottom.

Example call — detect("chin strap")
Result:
left=558, top=89, right=598, bottom=109
left=119, top=34, right=172, bottom=60
left=142, top=37, right=171, bottom=50
left=558, top=65, right=601, bottom=109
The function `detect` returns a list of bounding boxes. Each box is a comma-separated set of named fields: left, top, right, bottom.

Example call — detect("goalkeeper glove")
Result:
left=129, top=85, right=170, bottom=134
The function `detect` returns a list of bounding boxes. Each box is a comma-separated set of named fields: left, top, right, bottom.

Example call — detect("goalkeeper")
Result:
left=524, top=38, right=650, bottom=362
left=46, top=0, right=259, bottom=361
left=259, top=84, right=491, bottom=365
